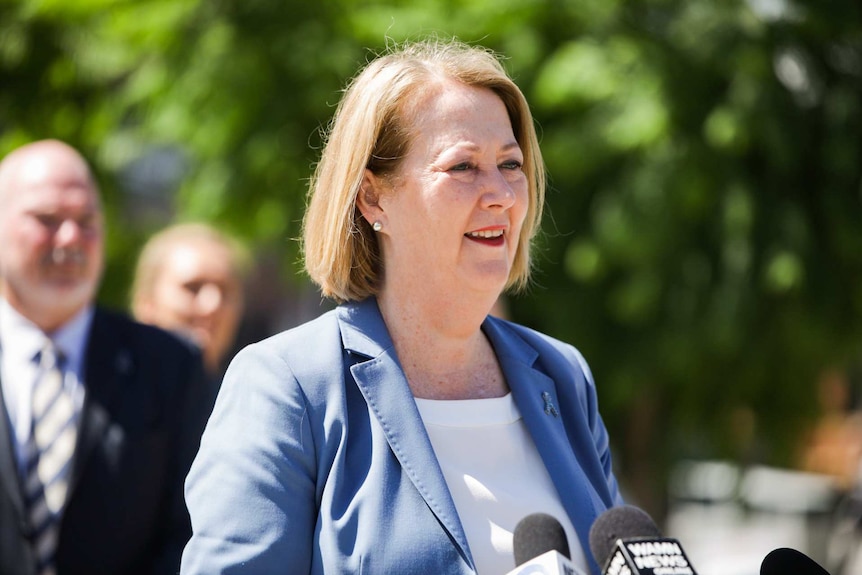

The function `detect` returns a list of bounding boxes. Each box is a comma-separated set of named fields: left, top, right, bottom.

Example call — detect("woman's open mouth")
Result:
left=465, top=229, right=505, bottom=246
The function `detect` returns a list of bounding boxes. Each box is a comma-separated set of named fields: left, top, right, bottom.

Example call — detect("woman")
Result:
left=181, top=38, right=623, bottom=575
left=131, top=222, right=248, bottom=378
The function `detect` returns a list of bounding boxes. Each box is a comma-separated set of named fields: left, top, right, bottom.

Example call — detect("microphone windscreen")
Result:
left=513, top=513, right=571, bottom=566
left=588, top=505, right=662, bottom=568
left=760, top=548, right=830, bottom=575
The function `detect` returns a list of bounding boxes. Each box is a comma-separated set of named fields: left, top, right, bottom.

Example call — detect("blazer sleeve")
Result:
left=571, top=344, right=624, bottom=507
left=180, top=341, right=318, bottom=574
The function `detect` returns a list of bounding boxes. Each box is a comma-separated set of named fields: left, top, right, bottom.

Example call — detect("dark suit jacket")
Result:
left=0, top=308, right=210, bottom=575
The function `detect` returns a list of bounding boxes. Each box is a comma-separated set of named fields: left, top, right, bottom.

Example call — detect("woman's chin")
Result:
left=468, top=264, right=510, bottom=294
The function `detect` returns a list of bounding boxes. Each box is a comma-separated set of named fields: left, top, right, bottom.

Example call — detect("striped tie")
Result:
left=25, top=340, right=76, bottom=575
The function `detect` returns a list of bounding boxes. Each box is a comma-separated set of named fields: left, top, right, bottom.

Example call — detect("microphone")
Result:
left=505, top=513, right=586, bottom=575
left=589, top=505, right=698, bottom=575
left=760, top=548, right=830, bottom=575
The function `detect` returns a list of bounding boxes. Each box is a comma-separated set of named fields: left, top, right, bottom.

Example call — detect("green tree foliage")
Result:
left=2, top=0, right=860, bottom=515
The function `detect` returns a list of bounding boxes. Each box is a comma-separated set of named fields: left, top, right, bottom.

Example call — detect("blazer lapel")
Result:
left=337, top=299, right=474, bottom=569
left=0, top=364, right=26, bottom=521
left=483, top=318, right=604, bottom=569
left=67, top=310, right=129, bottom=497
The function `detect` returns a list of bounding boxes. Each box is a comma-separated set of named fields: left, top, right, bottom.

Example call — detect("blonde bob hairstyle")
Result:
left=302, top=38, right=546, bottom=303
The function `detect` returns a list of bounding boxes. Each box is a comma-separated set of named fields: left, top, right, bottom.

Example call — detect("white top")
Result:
left=0, top=298, right=92, bottom=479
left=415, top=393, right=588, bottom=574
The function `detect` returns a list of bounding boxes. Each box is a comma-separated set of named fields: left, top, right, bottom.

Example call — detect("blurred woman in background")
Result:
left=132, top=222, right=248, bottom=378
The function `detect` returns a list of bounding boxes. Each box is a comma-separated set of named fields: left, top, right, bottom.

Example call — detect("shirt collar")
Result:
left=0, top=298, right=94, bottom=371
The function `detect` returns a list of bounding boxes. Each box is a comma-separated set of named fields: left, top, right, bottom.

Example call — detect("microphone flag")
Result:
left=602, top=537, right=698, bottom=575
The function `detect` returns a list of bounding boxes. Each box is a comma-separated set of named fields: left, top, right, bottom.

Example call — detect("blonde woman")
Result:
left=182, top=38, right=623, bottom=575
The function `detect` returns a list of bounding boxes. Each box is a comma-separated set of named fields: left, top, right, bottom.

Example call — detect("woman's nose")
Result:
left=480, top=169, right=516, bottom=210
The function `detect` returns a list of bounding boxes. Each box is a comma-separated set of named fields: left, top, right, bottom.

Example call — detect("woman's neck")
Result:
left=377, top=290, right=508, bottom=400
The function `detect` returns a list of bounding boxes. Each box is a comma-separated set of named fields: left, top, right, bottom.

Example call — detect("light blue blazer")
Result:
left=181, top=298, right=623, bottom=574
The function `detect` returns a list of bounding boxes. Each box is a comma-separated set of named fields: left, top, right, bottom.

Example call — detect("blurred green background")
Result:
left=2, top=0, right=861, bottom=521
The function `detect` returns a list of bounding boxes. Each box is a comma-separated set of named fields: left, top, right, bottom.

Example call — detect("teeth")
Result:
left=467, top=230, right=504, bottom=239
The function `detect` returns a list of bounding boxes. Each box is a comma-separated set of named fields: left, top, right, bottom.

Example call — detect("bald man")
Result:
left=0, top=140, right=209, bottom=575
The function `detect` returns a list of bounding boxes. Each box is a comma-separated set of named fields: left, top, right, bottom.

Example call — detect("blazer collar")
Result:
left=337, top=299, right=475, bottom=568
left=337, top=299, right=605, bottom=572
left=0, top=361, right=25, bottom=520
left=483, top=317, right=606, bottom=573
left=68, top=310, right=134, bottom=497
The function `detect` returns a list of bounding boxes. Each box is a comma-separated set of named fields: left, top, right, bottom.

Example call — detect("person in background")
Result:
left=131, top=222, right=249, bottom=378
left=797, top=366, right=862, bottom=489
left=0, top=139, right=209, bottom=575
left=181, top=38, right=623, bottom=575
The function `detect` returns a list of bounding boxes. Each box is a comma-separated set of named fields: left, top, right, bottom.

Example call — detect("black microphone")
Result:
left=760, top=548, right=831, bottom=575
left=589, top=505, right=698, bottom=575
left=505, top=513, right=585, bottom=575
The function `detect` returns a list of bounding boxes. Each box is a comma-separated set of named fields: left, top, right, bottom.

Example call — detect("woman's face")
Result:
left=366, top=80, right=529, bottom=303
left=139, top=239, right=243, bottom=372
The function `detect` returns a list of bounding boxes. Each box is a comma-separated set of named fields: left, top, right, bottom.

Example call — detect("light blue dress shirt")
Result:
left=0, top=299, right=92, bottom=479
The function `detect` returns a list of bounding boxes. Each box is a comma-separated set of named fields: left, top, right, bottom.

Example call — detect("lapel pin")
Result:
left=115, top=350, right=133, bottom=375
left=542, top=391, right=559, bottom=417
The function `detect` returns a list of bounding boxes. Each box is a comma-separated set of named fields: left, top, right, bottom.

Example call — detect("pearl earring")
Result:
left=372, top=221, right=382, bottom=232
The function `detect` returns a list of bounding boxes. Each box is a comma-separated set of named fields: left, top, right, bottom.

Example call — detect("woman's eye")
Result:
left=449, top=162, right=474, bottom=172
left=501, top=160, right=523, bottom=170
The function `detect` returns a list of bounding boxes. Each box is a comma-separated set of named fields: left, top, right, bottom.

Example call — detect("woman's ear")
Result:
left=356, top=169, right=386, bottom=228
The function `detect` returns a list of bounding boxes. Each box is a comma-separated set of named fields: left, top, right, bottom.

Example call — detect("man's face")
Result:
left=0, top=143, right=104, bottom=332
